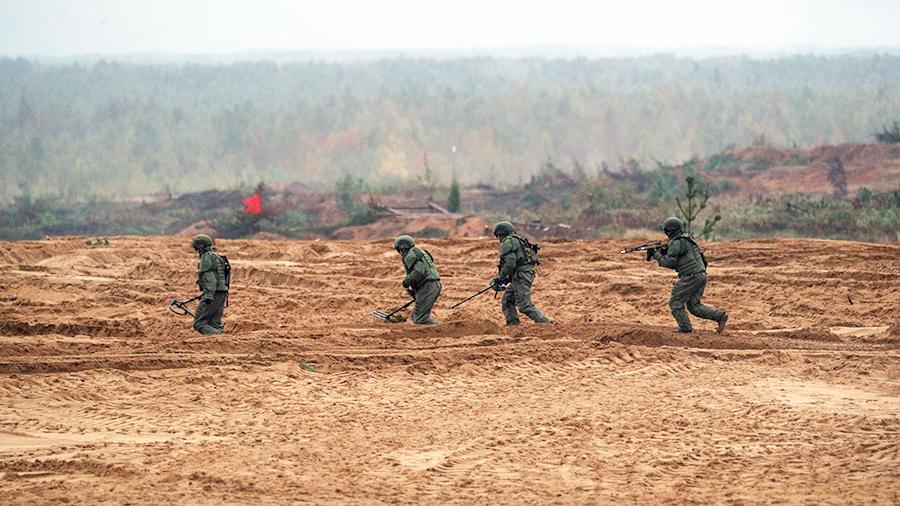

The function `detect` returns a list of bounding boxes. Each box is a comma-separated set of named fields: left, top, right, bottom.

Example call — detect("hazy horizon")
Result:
left=8, top=45, right=900, bottom=66
left=2, top=0, right=899, bottom=60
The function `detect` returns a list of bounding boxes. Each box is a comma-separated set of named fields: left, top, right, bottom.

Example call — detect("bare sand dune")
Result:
left=0, top=236, right=898, bottom=504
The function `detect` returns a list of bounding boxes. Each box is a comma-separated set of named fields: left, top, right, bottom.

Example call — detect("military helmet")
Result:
left=493, top=221, right=515, bottom=238
left=393, top=235, right=415, bottom=251
left=191, top=234, right=214, bottom=251
left=661, top=217, right=684, bottom=236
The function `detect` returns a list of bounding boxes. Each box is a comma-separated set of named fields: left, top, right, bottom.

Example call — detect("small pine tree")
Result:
left=828, top=157, right=848, bottom=199
left=418, top=152, right=436, bottom=201
left=447, top=178, right=461, bottom=213
left=676, top=175, right=721, bottom=240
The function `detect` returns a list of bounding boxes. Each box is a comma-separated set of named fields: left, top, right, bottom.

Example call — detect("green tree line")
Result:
left=2, top=54, right=900, bottom=202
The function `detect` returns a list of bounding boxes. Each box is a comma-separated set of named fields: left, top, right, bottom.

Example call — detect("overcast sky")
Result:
left=1, top=0, right=899, bottom=57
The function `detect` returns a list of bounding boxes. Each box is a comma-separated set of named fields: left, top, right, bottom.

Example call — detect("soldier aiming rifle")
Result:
left=623, top=218, right=728, bottom=334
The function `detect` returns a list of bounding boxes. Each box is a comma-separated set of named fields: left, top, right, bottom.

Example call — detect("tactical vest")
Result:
left=667, top=234, right=707, bottom=276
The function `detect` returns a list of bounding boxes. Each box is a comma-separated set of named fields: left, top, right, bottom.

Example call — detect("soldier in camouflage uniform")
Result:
left=394, top=235, right=441, bottom=324
left=650, top=217, right=728, bottom=334
left=491, top=221, right=551, bottom=326
left=191, top=234, right=229, bottom=335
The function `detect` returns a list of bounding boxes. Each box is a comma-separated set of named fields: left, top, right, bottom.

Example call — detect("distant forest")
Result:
left=2, top=54, right=899, bottom=202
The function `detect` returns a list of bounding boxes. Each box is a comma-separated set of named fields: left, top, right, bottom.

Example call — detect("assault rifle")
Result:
left=620, top=241, right=666, bottom=255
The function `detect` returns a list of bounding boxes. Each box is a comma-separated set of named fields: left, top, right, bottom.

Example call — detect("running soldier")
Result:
left=650, top=217, right=728, bottom=334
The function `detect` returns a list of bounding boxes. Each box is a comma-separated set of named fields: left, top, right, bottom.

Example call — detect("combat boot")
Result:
left=717, top=313, right=729, bottom=334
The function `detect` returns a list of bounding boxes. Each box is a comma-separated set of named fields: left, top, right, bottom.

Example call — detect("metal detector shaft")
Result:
left=450, top=286, right=493, bottom=309
left=384, top=298, right=416, bottom=319
left=169, top=295, right=201, bottom=317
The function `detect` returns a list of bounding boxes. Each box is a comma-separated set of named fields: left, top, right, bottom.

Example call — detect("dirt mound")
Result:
left=333, top=215, right=492, bottom=240
left=175, top=220, right=217, bottom=237
left=768, top=327, right=842, bottom=342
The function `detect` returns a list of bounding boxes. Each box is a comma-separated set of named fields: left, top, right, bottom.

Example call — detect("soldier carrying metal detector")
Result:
left=372, top=235, right=442, bottom=324
left=167, top=234, right=231, bottom=334
left=451, top=222, right=551, bottom=324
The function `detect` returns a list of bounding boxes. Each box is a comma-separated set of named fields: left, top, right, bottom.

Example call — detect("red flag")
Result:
left=242, top=193, right=262, bottom=215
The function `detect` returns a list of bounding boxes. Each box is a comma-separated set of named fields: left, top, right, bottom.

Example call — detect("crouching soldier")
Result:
left=191, top=234, right=230, bottom=335
left=490, top=221, right=551, bottom=326
left=394, top=235, right=441, bottom=324
left=650, top=217, right=728, bottom=334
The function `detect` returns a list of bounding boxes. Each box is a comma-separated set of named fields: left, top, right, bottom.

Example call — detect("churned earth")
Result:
left=0, top=236, right=898, bottom=504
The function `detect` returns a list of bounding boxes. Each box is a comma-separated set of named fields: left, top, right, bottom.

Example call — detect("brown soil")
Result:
left=729, top=142, right=900, bottom=194
left=1, top=237, right=899, bottom=504
left=333, top=215, right=492, bottom=240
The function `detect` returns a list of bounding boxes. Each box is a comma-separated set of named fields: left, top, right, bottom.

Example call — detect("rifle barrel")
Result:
left=621, top=242, right=664, bottom=254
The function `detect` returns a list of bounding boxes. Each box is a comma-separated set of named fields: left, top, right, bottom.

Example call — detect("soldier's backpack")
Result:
left=220, top=254, right=232, bottom=290
left=510, top=234, right=541, bottom=266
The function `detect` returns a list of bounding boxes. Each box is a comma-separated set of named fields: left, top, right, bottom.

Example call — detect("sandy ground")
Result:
left=0, top=236, right=898, bottom=504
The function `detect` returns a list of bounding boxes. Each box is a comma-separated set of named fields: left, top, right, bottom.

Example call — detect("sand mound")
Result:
left=333, top=215, right=492, bottom=240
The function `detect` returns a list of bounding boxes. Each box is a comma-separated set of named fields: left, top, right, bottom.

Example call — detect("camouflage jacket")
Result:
left=402, top=247, right=440, bottom=289
left=198, top=250, right=228, bottom=298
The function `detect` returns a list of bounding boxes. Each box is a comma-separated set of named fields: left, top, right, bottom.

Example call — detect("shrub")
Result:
left=856, top=187, right=873, bottom=204
left=875, top=121, right=900, bottom=144
left=704, top=153, right=741, bottom=172
left=272, top=210, right=312, bottom=236
left=335, top=173, right=377, bottom=226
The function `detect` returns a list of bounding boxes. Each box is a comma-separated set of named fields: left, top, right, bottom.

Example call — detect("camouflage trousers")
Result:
left=194, top=291, right=227, bottom=334
left=502, top=270, right=550, bottom=325
left=668, top=272, right=725, bottom=332
left=412, top=280, right=441, bottom=324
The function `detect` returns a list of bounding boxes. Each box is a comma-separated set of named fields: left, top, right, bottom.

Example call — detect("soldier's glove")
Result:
left=645, top=249, right=656, bottom=261
left=401, top=279, right=411, bottom=289
left=405, top=286, right=416, bottom=298
left=490, top=277, right=505, bottom=292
